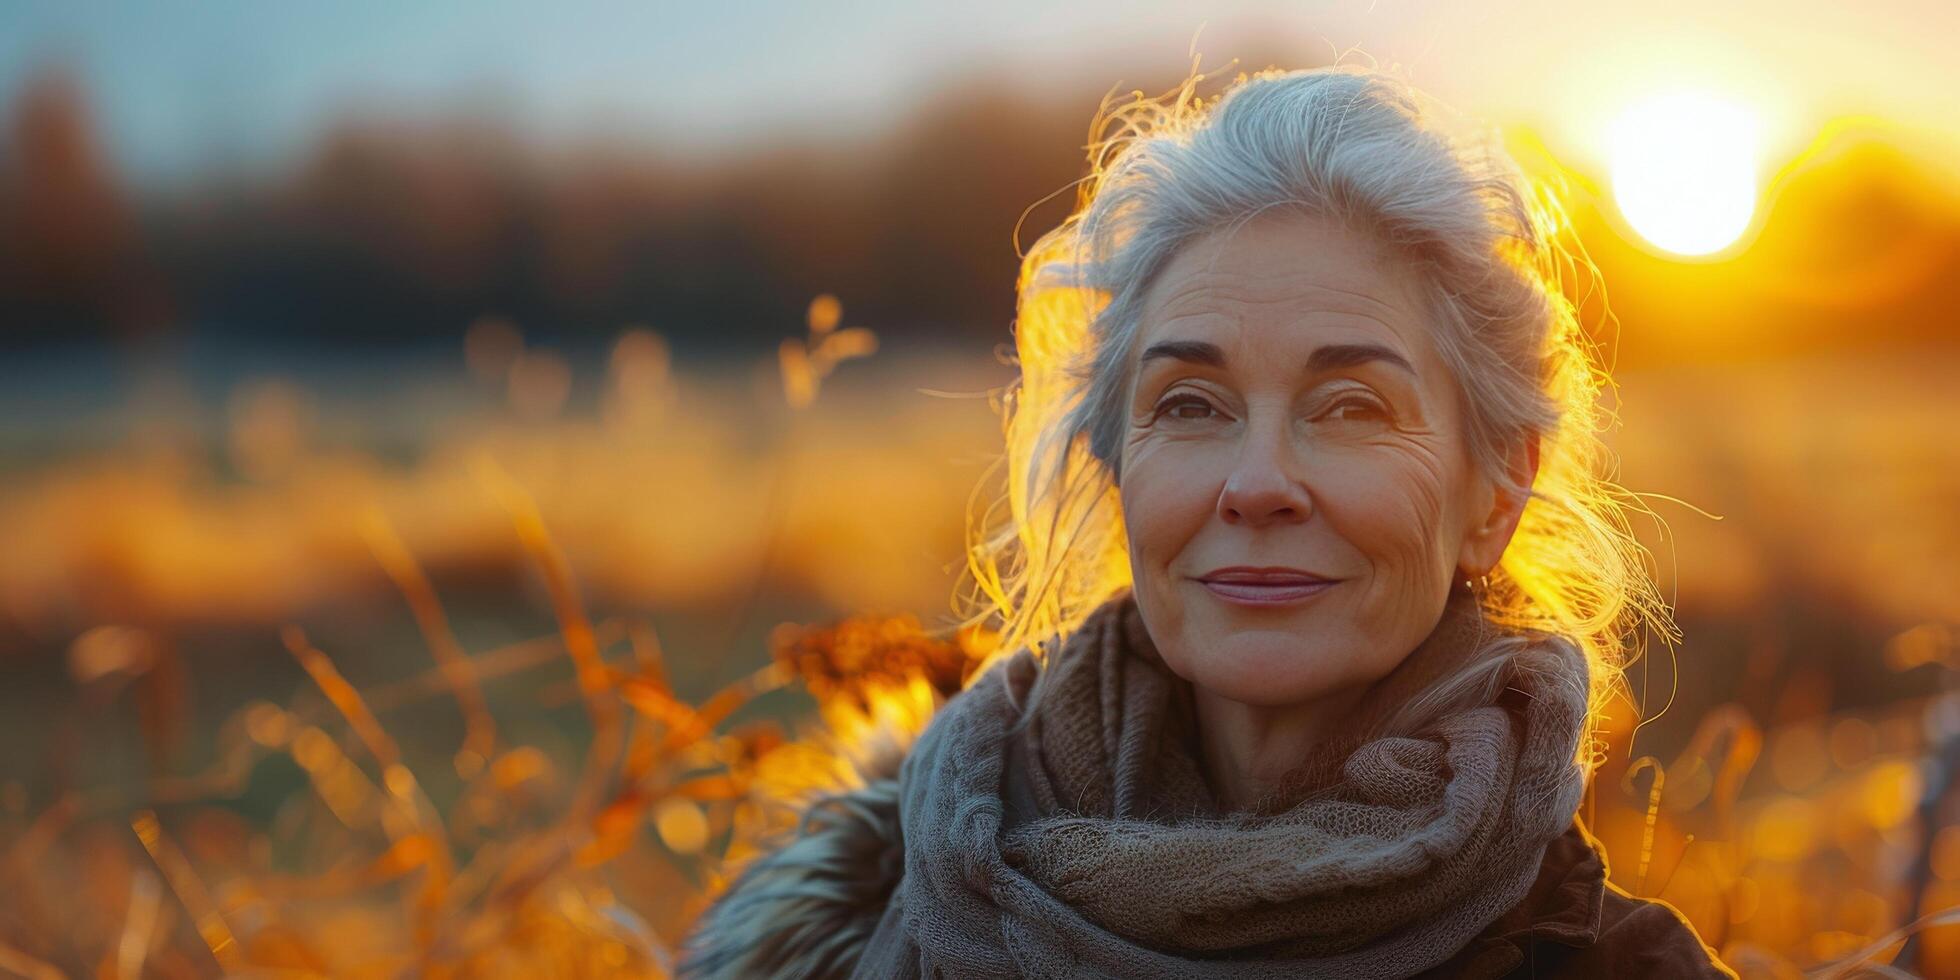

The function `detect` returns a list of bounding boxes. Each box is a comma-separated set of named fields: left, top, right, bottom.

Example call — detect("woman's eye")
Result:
left=1156, top=394, right=1216, bottom=421
left=1323, top=397, right=1388, bottom=422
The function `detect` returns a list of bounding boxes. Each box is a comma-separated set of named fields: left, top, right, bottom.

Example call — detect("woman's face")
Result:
left=1117, top=208, right=1528, bottom=710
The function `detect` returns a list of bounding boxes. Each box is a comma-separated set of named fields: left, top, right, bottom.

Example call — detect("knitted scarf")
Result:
left=852, top=586, right=1593, bottom=979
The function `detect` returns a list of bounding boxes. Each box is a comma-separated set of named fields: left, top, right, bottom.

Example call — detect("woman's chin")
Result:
left=1182, top=648, right=1347, bottom=710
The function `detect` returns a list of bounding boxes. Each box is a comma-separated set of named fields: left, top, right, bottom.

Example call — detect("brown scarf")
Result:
left=853, top=586, right=1593, bottom=979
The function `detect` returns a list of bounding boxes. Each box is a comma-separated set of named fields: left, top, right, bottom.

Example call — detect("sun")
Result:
left=1607, top=90, right=1764, bottom=257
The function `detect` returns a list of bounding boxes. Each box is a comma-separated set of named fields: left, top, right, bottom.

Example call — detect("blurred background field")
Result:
left=3, top=3, right=1960, bottom=977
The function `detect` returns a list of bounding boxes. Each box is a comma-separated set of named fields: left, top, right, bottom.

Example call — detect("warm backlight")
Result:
left=1607, top=90, right=1764, bottom=257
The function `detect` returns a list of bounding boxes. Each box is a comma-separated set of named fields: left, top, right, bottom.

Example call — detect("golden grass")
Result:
left=1, top=324, right=1957, bottom=977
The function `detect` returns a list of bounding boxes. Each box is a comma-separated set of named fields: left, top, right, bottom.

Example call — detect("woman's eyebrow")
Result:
left=1138, top=339, right=1416, bottom=376
left=1309, top=342, right=1416, bottom=376
left=1138, top=339, right=1227, bottom=368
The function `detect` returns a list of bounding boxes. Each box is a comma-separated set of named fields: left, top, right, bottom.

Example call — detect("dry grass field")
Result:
left=1, top=319, right=1956, bottom=977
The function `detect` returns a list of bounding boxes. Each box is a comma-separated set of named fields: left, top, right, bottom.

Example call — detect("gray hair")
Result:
left=957, top=63, right=1674, bottom=755
left=1061, top=68, right=1561, bottom=493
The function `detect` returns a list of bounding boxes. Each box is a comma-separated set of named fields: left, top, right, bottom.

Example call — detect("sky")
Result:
left=3, top=0, right=1957, bottom=186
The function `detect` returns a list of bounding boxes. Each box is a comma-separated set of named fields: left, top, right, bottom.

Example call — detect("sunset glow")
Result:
left=6, top=2, right=1960, bottom=971
left=1607, top=90, right=1765, bottom=257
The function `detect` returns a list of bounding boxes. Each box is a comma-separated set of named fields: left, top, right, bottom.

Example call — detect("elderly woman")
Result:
left=681, top=64, right=1737, bottom=978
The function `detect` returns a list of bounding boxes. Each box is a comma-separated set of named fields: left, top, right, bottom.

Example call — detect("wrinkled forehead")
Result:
left=1128, top=212, right=1440, bottom=377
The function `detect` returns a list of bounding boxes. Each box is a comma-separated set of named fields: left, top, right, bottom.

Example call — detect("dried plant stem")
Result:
left=115, top=869, right=160, bottom=980
left=131, top=810, right=240, bottom=972
left=281, top=626, right=455, bottom=954
left=1622, top=757, right=1665, bottom=895
left=0, top=941, right=64, bottom=980
left=473, top=455, right=624, bottom=827
left=361, top=505, right=498, bottom=778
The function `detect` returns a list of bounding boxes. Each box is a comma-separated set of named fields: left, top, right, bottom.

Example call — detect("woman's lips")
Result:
left=1199, top=579, right=1338, bottom=605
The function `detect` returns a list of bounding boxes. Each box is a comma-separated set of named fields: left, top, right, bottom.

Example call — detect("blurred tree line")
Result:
left=0, top=64, right=1117, bottom=353
left=2, top=58, right=1956, bottom=365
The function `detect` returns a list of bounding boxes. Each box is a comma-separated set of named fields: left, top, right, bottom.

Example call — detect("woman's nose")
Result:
left=1216, top=421, right=1313, bottom=526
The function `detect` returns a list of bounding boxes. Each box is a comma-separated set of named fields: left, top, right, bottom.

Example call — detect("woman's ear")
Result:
left=1458, top=430, right=1541, bottom=577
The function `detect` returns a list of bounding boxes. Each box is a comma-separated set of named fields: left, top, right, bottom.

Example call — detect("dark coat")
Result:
left=1410, top=815, right=1738, bottom=979
left=679, top=732, right=1739, bottom=979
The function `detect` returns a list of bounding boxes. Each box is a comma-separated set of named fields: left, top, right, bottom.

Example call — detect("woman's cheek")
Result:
left=1317, top=454, right=1447, bottom=568
left=1121, top=440, right=1209, bottom=556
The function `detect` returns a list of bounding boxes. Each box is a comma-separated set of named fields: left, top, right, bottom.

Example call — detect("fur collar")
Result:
left=677, top=736, right=908, bottom=979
